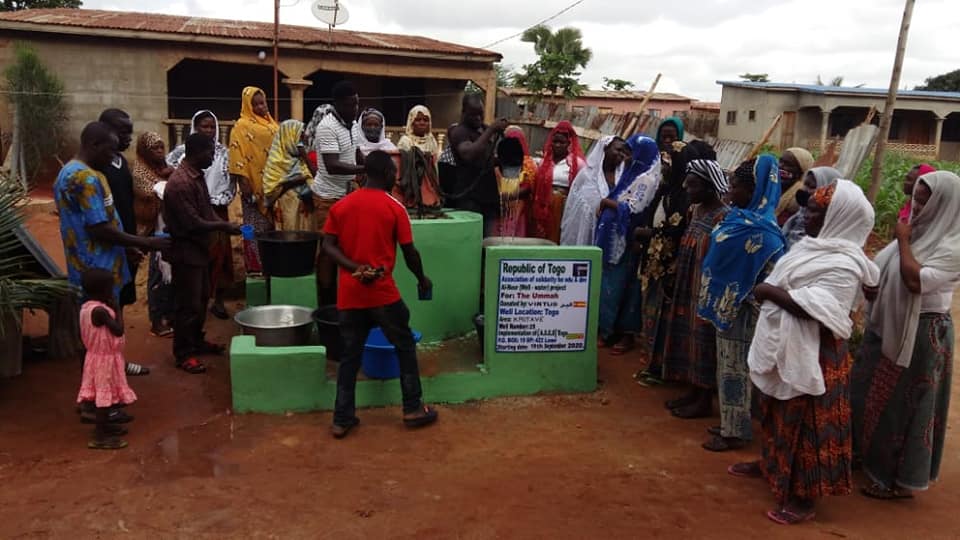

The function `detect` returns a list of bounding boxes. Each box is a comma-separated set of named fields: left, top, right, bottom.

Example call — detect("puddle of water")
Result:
left=137, top=415, right=251, bottom=483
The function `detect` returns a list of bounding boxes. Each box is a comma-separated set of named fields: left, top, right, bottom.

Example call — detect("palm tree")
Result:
left=516, top=25, right=592, bottom=99
left=521, top=25, right=593, bottom=70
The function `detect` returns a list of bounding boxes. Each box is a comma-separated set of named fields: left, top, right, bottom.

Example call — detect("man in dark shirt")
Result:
left=444, top=94, right=508, bottom=236
left=163, top=134, right=240, bottom=374
left=98, top=109, right=138, bottom=306
left=323, top=150, right=438, bottom=439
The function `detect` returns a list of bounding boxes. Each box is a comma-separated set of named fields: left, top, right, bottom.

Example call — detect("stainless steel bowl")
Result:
left=234, top=305, right=316, bottom=347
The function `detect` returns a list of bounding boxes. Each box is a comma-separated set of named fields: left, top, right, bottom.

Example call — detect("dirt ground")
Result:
left=1, top=208, right=958, bottom=539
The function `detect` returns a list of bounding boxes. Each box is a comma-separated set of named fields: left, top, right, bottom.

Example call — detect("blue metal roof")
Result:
left=717, top=80, right=960, bottom=101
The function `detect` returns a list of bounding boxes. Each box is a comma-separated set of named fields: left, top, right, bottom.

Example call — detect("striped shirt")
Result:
left=310, top=113, right=357, bottom=199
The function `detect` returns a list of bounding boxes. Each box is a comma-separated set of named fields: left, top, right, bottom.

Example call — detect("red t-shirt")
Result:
left=323, top=188, right=414, bottom=310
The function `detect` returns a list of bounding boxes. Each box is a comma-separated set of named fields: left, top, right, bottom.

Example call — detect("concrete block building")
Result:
left=718, top=80, right=960, bottom=160
left=0, top=8, right=500, bottom=152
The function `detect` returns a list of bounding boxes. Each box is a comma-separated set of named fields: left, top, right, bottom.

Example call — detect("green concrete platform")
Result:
left=230, top=244, right=601, bottom=413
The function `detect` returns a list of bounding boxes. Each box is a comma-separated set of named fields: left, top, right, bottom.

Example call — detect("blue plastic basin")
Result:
left=361, top=327, right=422, bottom=379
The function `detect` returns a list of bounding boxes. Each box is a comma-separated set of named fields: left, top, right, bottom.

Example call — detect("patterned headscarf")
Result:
left=686, top=159, right=728, bottom=195
left=261, top=119, right=310, bottom=201
left=698, top=154, right=786, bottom=330
left=228, top=86, right=279, bottom=214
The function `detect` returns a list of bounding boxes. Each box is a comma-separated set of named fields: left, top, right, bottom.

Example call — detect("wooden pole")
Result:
left=747, top=113, right=783, bottom=159
left=620, top=73, right=661, bottom=137
left=273, top=0, right=280, bottom=117
left=868, top=0, right=915, bottom=203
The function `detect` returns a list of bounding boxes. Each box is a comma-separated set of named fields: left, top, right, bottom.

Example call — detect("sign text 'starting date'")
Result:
left=495, top=259, right=591, bottom=353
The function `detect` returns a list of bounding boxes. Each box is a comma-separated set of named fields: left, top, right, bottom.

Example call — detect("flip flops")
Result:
left=403, top=405, right=439, bottom=428
left=727, top=461, right=763, bottom=479
left=88, top=437, right=128, bottom=450
left=702, top=436, right=747, bottom=452
left=125, top=362, right=151, bottom=376
left=178, top=358, right=206, bottom=374
left=860, top=483, right=914, bottom=500
left=331, top=417, right=360, bottom=439
left=766, top=508, right=815, bottom=525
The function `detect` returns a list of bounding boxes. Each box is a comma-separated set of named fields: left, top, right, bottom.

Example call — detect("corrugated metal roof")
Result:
left=718, top=80, right=960, bottom=101
left=499, top=86, right=692, bottom=102
left=0, top=8, right=500, bottom=59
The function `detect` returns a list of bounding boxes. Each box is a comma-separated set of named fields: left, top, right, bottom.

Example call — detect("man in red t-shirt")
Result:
left=323, top=150, right=438, bottom=438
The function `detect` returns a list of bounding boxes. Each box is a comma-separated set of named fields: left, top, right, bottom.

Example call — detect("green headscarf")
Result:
left=656, top=117, right=685, bottom=146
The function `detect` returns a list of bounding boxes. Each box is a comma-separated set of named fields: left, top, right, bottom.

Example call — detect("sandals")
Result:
left=702, top=435, right=747, bottom=452
left=860, top=483, right=914, bottom=500
left=610, top=337, right=636, bottom=356
left=331, top=417, right=360, bottom=439
left=766, top=508, right=815, bottom=525
left=707, top=425, right=722, bottom=436
left=403, top=405, right=439, bottom=428
left=728, top=461, right=763, bottom=479
left=150, top=325, right=174, bottom=338
left=178, top=358, right=207, bottom=374
left=125, top=362, right=151, bottom=376
left=88, top=437, right=128, bottom=450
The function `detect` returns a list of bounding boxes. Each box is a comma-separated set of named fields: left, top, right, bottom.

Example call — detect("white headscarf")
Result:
left=166, top=110, right=233, bottom=206
left=869, top=171, right=960, bottom=368
left=749, top=179, right=880, bottom=399
left=353, top=108, right=398, bottom=156
left=559, top=136, right=625, bottom=246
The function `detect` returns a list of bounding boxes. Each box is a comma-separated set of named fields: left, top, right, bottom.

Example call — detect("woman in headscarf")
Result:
left=731, top=180, right=879, bottom=526
left=781, top=166, right=842, bottom=249
left=659, top=157, right=730, bottom=418
left=697, top=155, right=785, bottom=451
left=492, top=126, right=537, bottom=237
left=775, top=147, right=814, bottom=225
left=655, top=117, right=685, bottom=182
left=394, top=105, right=442, bottom=213
left=353, top=108, right=398, bottom=157
left=559, top=136, right=627, bottom=246
left=634, top=140, right=712, bottom=386
left=133, top=132, right=172, bottom=237
left=397, top=105, right=440, bottom=160
left=897, top=163, right=937, bottom=224
left=532, top=121, right=586, bottom=243
left=596, top=135, right=660, bottom=354
left=303, top=104, right=333, bottom=171
left=261, top=119, right=316, bottom=232
left=133, top=132, right=174, bottom=337
left=167, top=110, right=235, bottom=320
left=852, top=171, right=960, bottom=501
left=229, top=86, right=279, bottom=273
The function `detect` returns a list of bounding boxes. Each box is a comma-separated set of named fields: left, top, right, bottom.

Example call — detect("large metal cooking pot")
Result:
left=256, top=231, right=320, bottom=277
left=234, top=305, right=315, bottom=347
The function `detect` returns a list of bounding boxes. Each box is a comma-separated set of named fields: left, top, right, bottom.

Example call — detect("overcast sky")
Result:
left=85, top=0, right=956, bottom=101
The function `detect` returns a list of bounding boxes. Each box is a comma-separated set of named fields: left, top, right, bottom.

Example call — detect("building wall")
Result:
left=718, top=86, right=799, bottom=145
left=0, top=36, right=170, bottom=158
left=0, top=32, right=496, bottom=168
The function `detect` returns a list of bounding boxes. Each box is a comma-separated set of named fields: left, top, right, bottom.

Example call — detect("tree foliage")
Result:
left=5, top=43, right=68, bottom=186
left=602, top=77, right=634, bottom=92
left=514, top=25, right=592, bottom=99
left=915, top=69, right=960, bottom=92
left=494, top=63, right=515, bottom=88
left=738, top=73, right=769, bottom=83
left=0, top=0, right=81, bottom=10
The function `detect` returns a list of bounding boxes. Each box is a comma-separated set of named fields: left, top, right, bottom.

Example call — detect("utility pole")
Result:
left=868, top=0, right=915, bottom=203
left=273, top=0, right=280, bottom=116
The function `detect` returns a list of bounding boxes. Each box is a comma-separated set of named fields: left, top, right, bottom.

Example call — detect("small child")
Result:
left=76, top=268, right=137, bottom=450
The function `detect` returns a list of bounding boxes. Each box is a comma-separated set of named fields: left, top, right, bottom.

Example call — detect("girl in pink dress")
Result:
left=76, top=268, right=138, bottom=450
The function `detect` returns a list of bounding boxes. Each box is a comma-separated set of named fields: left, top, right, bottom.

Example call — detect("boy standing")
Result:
left=322, top=150, right=437, bottom=438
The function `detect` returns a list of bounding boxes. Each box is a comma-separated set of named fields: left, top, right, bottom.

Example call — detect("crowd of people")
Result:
left=548, top=120, right=959, bottom=525
left=50, top=82, right=959, bottom=526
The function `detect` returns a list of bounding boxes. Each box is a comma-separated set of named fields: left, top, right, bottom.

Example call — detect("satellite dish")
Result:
left=312, top=0, right=349, bottom=26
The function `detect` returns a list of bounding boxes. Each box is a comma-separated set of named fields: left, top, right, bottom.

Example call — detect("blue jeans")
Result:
left=334, top=301, right=424, bottom=425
